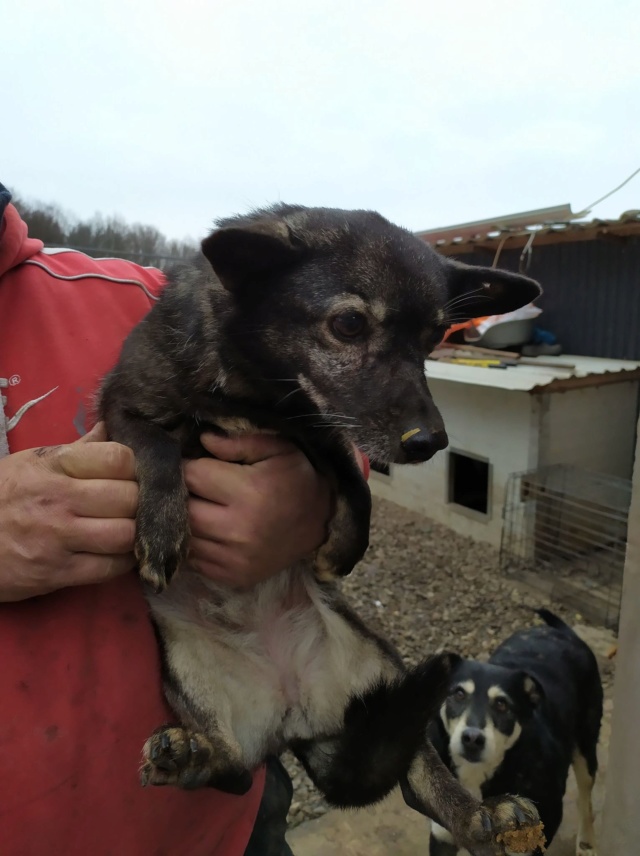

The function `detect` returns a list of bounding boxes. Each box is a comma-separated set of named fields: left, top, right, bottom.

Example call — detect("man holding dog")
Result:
left=0, top=182, right=335, bottom=855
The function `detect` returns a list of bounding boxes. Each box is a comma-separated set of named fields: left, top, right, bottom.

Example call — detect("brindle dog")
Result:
left=100, top=204, right=543, bottom=855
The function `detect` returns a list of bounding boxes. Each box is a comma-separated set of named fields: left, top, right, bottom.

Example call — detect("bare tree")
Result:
left=11, top=191, right=197, bottom=269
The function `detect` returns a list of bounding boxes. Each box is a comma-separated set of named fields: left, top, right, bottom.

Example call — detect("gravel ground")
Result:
left=284, top=496, right=616, bottom=827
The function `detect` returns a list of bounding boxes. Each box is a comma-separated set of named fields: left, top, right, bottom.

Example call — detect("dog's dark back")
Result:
left=490, top=609, right=602, bottom=748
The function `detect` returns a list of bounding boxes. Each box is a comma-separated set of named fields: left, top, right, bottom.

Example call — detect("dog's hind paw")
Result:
left=141, top=726, right=252, bottom=795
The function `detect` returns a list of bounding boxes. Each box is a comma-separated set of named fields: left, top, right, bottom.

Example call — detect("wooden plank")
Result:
left=436, top=343, right=521, bottom=359
left=518, top=357, right=576, bottom=370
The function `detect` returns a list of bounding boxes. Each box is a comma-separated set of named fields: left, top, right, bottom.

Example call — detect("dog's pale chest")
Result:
left=148, top=566, right=391, bottom=764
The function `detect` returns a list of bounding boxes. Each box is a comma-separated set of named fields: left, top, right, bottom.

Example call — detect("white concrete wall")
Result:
left=370, top=381, right=537, bottom=547
left=600, top=417, right=640, bottom=854
left=370, top=378, right=639, bottom=549
left=538, top=381, right=639, bottom=478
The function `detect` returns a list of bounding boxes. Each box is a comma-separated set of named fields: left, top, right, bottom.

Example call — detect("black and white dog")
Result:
left=429, top=610, right=603, bottom=856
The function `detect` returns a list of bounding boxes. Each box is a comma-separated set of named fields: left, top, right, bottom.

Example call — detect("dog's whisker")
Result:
left=441, top=285, right=488, bottom=311
left=442, top=295, right=493, bottom=315
left=285, top=413, right=358, bottom=422
left=276, top=388, right=303, bottom=407
left=311, top=423, right=362, bottom=430
left=444, top=316, right=477, bottom=325
left=284, top=413, right=322, bottom=421
left=451, top=292, right=493, bottom=305
left=442, top=301, right=493, bottom=322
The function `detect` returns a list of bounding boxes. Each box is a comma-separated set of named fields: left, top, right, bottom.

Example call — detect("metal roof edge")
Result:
left=425, top=356, right=640, bottom=392
left=416, top=208, right=640, bottom=253
left=529, top=367, right=640, bottom=394
left=415, top=204, right=575, bottom=242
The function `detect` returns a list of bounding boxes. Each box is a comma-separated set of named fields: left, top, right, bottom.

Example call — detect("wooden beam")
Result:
left=600, top=416, right=640, bottom=851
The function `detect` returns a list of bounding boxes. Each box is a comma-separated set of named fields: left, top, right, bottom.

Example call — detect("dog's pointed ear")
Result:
left=201, top=219, right=304, bottom=292
left=443, top=259, right=542, bottom=320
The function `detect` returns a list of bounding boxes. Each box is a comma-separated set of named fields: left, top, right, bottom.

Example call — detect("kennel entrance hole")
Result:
left=448, top=450, right=490, bottom=515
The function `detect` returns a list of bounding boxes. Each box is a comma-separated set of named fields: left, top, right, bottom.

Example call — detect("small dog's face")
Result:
left=202, top=205, right=541, bottom=465
left=441, top=661, right=542, bottom=771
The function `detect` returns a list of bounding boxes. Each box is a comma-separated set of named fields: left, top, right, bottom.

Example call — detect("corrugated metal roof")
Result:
left=452, top=238, right=640, bottom=361
left=417, top=210, right=640, bottom=254
left=425, top=355, right=640, bottom=392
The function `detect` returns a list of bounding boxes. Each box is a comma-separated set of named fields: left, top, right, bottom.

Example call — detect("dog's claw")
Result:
left=481, top=812, right=492, bottom=833
left=514, top=804, right=527, bottom=825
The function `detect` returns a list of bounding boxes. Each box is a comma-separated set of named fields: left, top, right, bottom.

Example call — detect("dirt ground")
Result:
left=285, top=497, right=616, bottom=855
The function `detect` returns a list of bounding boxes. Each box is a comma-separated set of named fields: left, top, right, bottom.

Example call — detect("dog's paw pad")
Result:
left=140, top=726, right=253, bottom=794
left=576, top=844, right=597, bottom=856
left=140, top=727, right=216, bottom=788
left=140, top=761, right=174, bottom=787
left=144, top=726, right=191, bottom=771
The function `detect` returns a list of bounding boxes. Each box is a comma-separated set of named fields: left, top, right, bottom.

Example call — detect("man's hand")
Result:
left=0, top=423, right=138, bottom=602
left=185, top=433, right=332, bottom=589
left=0, top=427, right=337, bottom=601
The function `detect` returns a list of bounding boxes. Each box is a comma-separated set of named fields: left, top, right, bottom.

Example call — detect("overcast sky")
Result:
left=4, top=0, right=639, bottom=242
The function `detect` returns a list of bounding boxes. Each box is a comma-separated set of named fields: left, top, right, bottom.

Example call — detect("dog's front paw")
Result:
left=464, top=795, right=544, bottom=855
left=135, top=491, right=189, bottom=592
left=135, top=525, right=189, bottom=593
left=313, top=494, right=369, bottom=582
left=313, top=547, right=341, bottom=582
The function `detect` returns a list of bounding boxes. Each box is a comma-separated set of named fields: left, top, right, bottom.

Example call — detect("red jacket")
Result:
left=0, top=204, right=264, bottom=855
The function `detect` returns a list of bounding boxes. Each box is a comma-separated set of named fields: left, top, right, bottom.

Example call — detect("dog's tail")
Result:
left=535, top=608, right=573, bottom=634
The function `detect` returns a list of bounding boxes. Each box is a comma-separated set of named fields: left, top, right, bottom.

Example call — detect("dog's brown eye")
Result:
left=454, top=688, right=467, bottom=701
left=494, top=698, right=508, bottom=713
left=330, top=311, right=367, bottom=340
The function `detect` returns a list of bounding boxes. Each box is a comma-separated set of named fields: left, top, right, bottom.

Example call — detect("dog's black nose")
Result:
left=401, top=427, right=449, bottom=463
left=461, top=728, right=486, bottom=749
